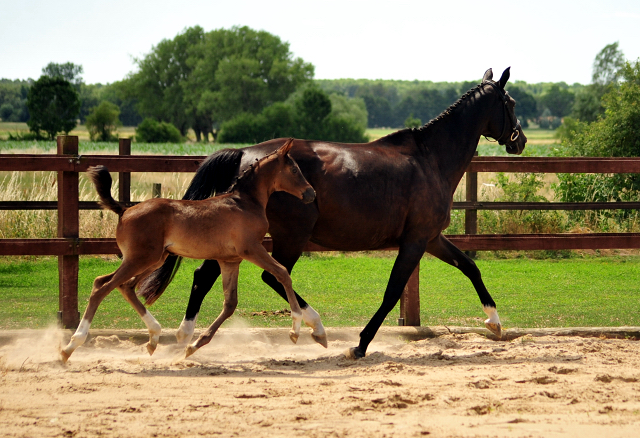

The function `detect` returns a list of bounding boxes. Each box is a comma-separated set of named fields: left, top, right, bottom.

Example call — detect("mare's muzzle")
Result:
left=302, top=187, right=316, bottom=204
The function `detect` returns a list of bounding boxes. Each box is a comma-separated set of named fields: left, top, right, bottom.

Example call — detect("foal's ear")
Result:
left=498, top=67, right=511, bottom=89
left=277, top=138, right=295, bottom=157
left=482, top=68, right=493, bottom=83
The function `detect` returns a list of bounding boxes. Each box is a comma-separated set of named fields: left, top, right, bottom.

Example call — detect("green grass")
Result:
left=1, top=254, right=638, bottom=330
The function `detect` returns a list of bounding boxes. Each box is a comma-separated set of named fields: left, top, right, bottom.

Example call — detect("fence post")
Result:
left=465, top=151, right=478, bottom=258
left=57, top=135, right=80, bottom=329
left=152, top=183, right=162, bottom=198
left=118, top=138, right=131, bottom=204
left=399, top=264, right=420, bottom=326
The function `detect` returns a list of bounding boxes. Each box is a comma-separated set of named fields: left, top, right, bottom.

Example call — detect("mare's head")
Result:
left=272, top=138, right=316, bottom=204
left=481, top=67, right=527, bottom=155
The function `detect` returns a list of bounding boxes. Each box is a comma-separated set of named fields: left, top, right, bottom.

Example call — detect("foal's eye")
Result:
left=292, top=167, right=298, bottom=174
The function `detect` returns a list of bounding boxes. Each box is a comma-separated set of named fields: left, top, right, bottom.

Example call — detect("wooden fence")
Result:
left=1, top=136, right=639, bottom=329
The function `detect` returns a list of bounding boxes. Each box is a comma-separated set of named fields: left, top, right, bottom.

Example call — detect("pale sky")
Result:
left=1, top=0, right=639, bottom=85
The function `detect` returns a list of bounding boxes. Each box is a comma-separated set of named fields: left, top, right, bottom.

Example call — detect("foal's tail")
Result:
left=87, top=165, right=126, bottom=217
left=136, top=148, right=245, bottom=305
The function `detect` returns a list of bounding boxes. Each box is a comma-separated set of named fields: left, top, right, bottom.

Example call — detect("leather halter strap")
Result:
left=483, top=81, right=521, bottom=145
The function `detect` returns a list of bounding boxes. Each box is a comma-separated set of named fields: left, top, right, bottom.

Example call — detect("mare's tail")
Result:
left=136, top=148, right=245, bottom=305
left=87, top=165, right=126, bottom=217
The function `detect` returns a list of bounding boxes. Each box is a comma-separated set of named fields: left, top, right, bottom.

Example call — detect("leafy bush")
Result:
left=135, top=118, right=183, bottom=143
left=554, top=60, right=640, bottom=230
left=219, top=87, right=368, bottom=144
left=85, top=101, right=121, bottom=141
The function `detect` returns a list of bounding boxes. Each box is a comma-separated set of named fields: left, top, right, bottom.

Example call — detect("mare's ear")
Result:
left=482, top=68, right=493, bottom=83
left=498, top=67, right=511, bottom=89
left=277, top=138, right=295, bottom=157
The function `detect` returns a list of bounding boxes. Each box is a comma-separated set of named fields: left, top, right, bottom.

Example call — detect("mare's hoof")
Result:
left=345, top=347, right=365, bottom=360
left=184, top=345, right=198, bottom=359
left=289, top=330, right=299, bottom=344
left=60, top=349, right=71, bottom=364
left=485, top=322, right=503, bottom=339
left=312, top=333, right=328, bottom=348
left=146, top=342, right=157, bottom=356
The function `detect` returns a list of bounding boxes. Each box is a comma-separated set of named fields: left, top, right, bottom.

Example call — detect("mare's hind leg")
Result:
left=185, top=261, right=240, bottom=358
left=61, top=262, right=144, bottom=363
left=176, top=259, right=221, bottom=346
left=426, top=233, right=502, bottom=338
left=262, top=213, right=327, bottom=347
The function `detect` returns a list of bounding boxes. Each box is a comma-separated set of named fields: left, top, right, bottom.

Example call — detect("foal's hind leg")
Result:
left=61, top=262, right=143, bottom=363
left=185, top=261, right=240, bottom=358
left=426, top=233, right=502, bottom=338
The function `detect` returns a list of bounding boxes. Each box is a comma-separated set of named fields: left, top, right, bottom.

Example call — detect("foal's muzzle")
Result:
left=302, top=187, right=316, bottom=204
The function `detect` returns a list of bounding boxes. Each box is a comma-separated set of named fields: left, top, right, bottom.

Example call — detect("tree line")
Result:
left=0, top=27, right=630, bottom=142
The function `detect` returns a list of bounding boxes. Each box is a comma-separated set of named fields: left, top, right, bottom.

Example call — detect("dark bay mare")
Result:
left=138, top=68, right=527, bottom=359
left=61, top=139, right=320, bottom=363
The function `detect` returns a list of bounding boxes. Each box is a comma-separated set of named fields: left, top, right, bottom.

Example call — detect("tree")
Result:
left=42, top=62, right=84, bottom=89
left=537, top=84, right=575, bottom=118
left=124, top=26, right=313, bottom=141
left=592, top=42, right=625, bottom=87
left=404, top=114, right=421, bottom=129
left=85, top=101, right=121, bottom=141
left=507, top=85, right=537, bottom=128
left=27, top=76, right=80, bottom=140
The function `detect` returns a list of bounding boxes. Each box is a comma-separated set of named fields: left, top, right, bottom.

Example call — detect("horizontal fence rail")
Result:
left=1, top=136, right=639, bottom=329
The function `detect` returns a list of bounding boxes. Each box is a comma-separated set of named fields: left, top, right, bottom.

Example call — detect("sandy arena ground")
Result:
left=1, top=326, right=640, bottom=438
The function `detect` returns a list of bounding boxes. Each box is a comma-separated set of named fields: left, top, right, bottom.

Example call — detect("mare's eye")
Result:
left=292, top=167, right=298, bottom=174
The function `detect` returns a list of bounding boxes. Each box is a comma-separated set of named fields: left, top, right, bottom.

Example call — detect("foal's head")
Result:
left=269, top=138, right=316, bottom=204
left=481, top=67, right=528, bottom=155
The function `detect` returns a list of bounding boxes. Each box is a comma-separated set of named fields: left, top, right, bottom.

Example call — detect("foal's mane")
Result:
left=226, top=149, right=280, bottom=194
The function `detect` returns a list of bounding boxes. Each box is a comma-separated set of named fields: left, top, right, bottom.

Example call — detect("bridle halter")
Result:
left=483, top=81, right=521, bottom=145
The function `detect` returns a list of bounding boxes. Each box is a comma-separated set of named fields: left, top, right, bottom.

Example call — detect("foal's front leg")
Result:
left=242, top=245, right=303, bottom=345
left=185, top=261, right=240, bottom=358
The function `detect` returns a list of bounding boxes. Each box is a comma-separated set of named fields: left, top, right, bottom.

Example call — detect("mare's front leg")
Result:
left=349, top=239, right=427, bottom=359
left=176, top=259, right=222, bottom=345
left=185, top=261, right=240, bottom=358
left=243, top=244, right=303, bottom=345
left=426, top=233, right=502, bottom=338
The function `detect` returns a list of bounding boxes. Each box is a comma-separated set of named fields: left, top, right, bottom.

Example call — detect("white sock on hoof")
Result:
left=483, top=306, right=501, bottom=325
left=301, top=306, right=325, bottom=335
left=65, top=318, right=91, bottom=353
left=176, top=314, right=198, bottom=345
left=142, top=311, right=162, bottom=343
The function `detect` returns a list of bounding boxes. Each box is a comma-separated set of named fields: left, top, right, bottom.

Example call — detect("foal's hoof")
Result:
left=312, top=333, right=328, bottom=348
left=146, top=342, right=157, bottom=356
left=184, top=344, right=198, bottom=359
left=60, top=349, right=71, bottom=364
left=345, top=347, right=365, bottom=360
left=485, top=321, right=503, bottom=339
left=289, top=330, right=299, bottom=344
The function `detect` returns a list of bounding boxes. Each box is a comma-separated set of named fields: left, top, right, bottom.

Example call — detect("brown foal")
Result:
left=60, top=139, right=320, bottom=363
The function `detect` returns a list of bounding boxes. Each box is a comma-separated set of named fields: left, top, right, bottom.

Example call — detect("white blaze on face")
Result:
left=483, top=306, right=501, bottom=325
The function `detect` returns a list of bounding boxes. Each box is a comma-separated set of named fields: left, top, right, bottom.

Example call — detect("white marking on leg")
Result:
left=301, top=306, right=325, bottom=336
left=453, top=260, right=459, bottom=267
left=62, top=318, right=91, bottom=356
left=176, top=314, right=198, bottom=345
left=142, top=310, right=162, bottom=346
left=483, top=306, right=501, bottom=325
